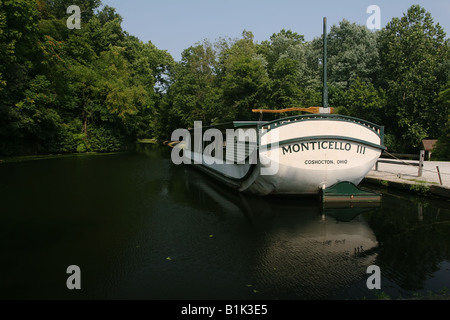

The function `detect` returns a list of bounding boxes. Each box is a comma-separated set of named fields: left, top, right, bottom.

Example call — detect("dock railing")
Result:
left=375, top=150, right=426, bottom=177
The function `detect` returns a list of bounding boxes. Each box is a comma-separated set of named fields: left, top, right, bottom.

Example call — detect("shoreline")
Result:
left=363, top=160, right=450, bottom=199
left=363, top=176, right=450, bottom=199
left=2, top=148, right=449, bottom=201
left=0, top=152, right=122, bottom=164
left=0, top=139, right=160, bottom=164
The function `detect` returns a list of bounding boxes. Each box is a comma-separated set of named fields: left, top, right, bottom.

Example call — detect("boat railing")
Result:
left=260, top=114, right=385, bottom=138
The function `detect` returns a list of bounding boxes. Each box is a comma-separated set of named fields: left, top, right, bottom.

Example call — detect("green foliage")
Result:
left=327, top=20, right=380, bottom=89
left=218, top=31, right=269, bottom=120
left=87, top=126, right=122, bottom=152
left=433, top=82, right=450, bottom=160
left=409, top=184, right=431, bottom=196
left=0, top=0, right=173, bottom=155
left=40, top=0, right=101, bottom=22
left=260, top=29, right=308, bottom=109
left=378, top=5, right=449, bottom=152
left=0, top=3, right=448, bottom=157
left=374, top=291, right=391, bottom=300
left=0, top=0, right=46, bottom=155
left=161, top=40, right=223, bottom=139
left=59, top=118, right=85, bottom=153
left=347, top=79, right=386, bottom=122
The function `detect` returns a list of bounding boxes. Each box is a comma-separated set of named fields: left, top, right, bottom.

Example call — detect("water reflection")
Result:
left=363, top=190, right=450, bottom=296
left=167, top=155, right=450, bottom=299
left=0, top=145, right=448, bottom=300
left=170, top=166, right=382, bottom=299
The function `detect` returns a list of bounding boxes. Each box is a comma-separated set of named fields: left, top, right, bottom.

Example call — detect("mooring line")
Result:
left=382, top=150, right=449, bottom=177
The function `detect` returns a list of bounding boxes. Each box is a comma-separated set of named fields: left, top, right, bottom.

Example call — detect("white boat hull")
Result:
left=249, top=143, right=380, bottom=195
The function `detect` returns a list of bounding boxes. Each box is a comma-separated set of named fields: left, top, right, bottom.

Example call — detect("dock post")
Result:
left=418, top=150, right=425, bottom=177
left=437, top=166, right=443, bottom=185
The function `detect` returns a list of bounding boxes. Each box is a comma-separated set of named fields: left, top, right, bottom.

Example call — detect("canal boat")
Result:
left=174, top=110, right=385, bottom=198
left=171, top=18, right=385, bottom=201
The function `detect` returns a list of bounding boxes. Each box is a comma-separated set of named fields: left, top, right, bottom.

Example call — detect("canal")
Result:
left=1, top=144, right=449, bottom=300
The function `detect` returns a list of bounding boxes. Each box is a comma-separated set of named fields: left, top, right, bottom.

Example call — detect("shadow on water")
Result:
left=0, top=144, right=449, bottom=300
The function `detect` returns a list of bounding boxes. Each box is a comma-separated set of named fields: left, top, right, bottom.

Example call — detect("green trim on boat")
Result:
left=322, top=182, right=382, bottom=204
left=260, top=114, right=385, bottom=140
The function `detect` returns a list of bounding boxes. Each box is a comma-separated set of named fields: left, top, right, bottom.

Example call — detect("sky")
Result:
left=101, top=0, right=450, bottom=61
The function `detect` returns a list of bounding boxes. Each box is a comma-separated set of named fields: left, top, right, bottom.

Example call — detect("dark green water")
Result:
left=1, top=144, right=449, bottom=300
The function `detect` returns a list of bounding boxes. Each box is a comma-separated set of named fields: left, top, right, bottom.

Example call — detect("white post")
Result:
left=418, top=150, right=425, bottom=177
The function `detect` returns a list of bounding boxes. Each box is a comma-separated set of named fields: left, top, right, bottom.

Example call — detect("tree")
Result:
left=41, top=0, right=101, bottom=22
left=0, top=0, right=177, bottom=155
left=0, top=0, right=41, bottom=155
left=78, top=6, right=125, bottom=54
left=327, top=20, right=380, bottom=89
left=260, top=30, right=308, bottom=110
left=307, top=20, right=381, bottom=109
left=218, top=31, right=269, bottom=120
left=14, top=75, right=63, bottom=153
left=0, top=0, right=8, bottom=91
left=433, top=82, right=450, bottom=160
left=164, top=41, right=222, bottom=133
left=378, top=5, right=449, bottom=152
left=342, top=78, right=386, bottom=124
left=123, top=36, right=175, bottom=139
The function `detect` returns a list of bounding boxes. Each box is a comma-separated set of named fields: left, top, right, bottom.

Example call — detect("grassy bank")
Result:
left=0, top=139, right=161, bottom=164
left=0, top=152, right=122, bottom=164
left=136, top=139, right=158, bottom=144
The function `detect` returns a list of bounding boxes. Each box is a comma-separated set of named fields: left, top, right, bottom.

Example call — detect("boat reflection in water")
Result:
left=180, top=166, right=382, bottom=299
